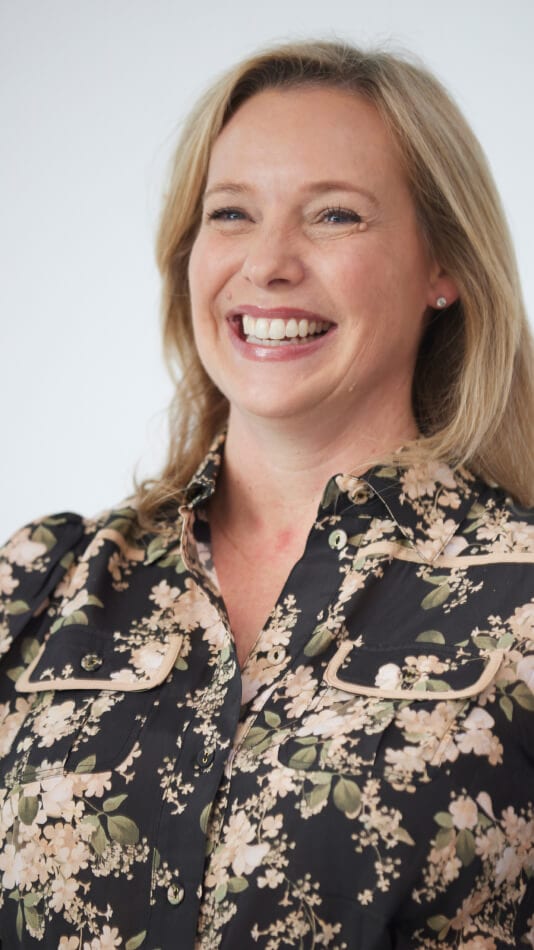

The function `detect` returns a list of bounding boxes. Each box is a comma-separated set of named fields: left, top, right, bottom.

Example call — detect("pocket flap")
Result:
left=15, top=625, right=182, bottom=693
left=324, top=641, right=503, bottom=700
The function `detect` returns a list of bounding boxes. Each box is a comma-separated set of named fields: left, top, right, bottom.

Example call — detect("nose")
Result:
left=241, top=223, right=305, bottom=288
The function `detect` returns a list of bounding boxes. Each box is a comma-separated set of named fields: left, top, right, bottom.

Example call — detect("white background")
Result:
left=2, top=0, right=533, bottom=539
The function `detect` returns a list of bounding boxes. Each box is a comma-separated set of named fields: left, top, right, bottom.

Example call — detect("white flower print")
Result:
left=374, top=663, right=402, bottom=690
left=0, top=562, right=18, bottom=596
left=449, top=795, right=478, bottom=830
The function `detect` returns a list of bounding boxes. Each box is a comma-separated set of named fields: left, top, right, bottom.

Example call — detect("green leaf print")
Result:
left=375, top=466, right=398, bottom=478
left=16, top=904, right=23, bottom=941
left=288, top=746, right=317, bottom=770
left=227, top=876, right=248, bottom=893
left=394, top=827, right=415, bottom=846
left=107, top=814, right=140, bottom=845
left=242, top=726, right=269, bottom=749
left=103, top=794, right=128, bottom=812
left=435, top=827, right=454, bottom=850
left=415, top=630, right=445, bottom=644
left=32, top=524, right=56, bottom=549
left=456, top=828, right=476, bottom=866
left=23, top=892, right=43, bottom=908
left=125, top=931, right=147, bottom=949
left=6, top=666, right=24, bottom=683
left=434, top=812, right=453, bottom=828
left=512, top=682, right=534, bottom=711
left=24, top=905, right=43, bottom=932
left=305, top=782, right=331, bottom=811
left=333, top=777, right=362, bottom=817
left=63, top=610, right=89, bottom=626
left=18, top=795, right=39, bottom=826
left=427, top=914, right=450, bottom=938
left=5, top=600, right=30, bottom=616
left=264, top=710, right=281, bottom=728
left=89, top=819, right=108, bottom=857
left=20, top=637, right=40, bottom=663
left=304, top=625, right=334, bottom=657
left=200, top=803, right=212, bottom=833
left=421, top=585, right=451, bottom=610
left=499, top=695, right=514, bottom=722
left=146, top=536, right=169, bottom=562
left=214, top=883, right=227, bottom=903
left=472, top=634, right=498, bottom=650
left=75, top=754, right=96, bottom=773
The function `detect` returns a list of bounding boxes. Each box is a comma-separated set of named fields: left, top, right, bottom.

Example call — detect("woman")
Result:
left=0, top=39, right=533, bottom=949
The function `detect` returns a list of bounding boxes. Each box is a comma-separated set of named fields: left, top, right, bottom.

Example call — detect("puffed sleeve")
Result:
left=0, top=513, right=86, bottom=658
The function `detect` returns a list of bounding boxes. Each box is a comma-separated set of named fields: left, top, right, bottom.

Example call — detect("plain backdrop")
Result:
left=2, top=0, right=533, bottom=539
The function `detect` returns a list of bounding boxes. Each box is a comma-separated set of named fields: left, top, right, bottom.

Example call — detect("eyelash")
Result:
left=205, top=206, right=363, bottom=225
left=320, top=206, right=362, bottom=224
left=207, top=207, right=246, bottom=221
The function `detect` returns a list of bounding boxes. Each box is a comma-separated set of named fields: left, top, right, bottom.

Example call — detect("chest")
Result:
left=209, top=527, right=306, bottom=667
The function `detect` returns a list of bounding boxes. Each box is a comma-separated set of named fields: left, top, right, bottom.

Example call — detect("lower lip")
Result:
left=227, top=319, right=336, bottom=362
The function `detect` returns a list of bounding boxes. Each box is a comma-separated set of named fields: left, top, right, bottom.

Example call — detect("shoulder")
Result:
left=0, top=503, right=152, bottom=651
left=459, top=478, right=534, bottom=558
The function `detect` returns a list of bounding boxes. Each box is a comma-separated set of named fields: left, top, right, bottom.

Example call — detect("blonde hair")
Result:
left=136, top=39, right=534, bottom=526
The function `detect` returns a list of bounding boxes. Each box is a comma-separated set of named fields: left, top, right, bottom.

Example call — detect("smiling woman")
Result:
left=1, top=39, right=534, bottom=949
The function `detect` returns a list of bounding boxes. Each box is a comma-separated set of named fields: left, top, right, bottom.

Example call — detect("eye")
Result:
left=319, top=207, right=362, bottom=225
left=206, top=207, right=249, bottom=222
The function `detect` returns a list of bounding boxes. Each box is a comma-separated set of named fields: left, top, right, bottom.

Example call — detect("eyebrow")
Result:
left=203, top=180, right=379, bottom=207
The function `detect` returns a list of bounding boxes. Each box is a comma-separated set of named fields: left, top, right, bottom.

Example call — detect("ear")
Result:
left=426, top=266, right=460, bottom=310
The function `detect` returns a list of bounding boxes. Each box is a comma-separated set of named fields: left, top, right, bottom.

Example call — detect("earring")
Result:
left=436, top=296, right=447, bottom=309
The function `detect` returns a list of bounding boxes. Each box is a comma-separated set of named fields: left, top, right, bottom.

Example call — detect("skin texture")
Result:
left=187, top=86, right=458, bottom=661
left=189, top=86, right=457, bottom=439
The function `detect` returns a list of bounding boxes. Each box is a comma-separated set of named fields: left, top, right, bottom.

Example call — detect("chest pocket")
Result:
left=275, top=642, right=503, bottom=787
left=8, top=625, right=182, bottom=783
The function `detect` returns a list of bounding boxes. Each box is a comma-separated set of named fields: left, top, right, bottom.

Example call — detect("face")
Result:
left=188, top=86, right=456, bottom=431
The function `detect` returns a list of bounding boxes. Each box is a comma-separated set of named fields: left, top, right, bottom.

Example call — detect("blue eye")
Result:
left=322, top=207, right=362, bottom=224
left=207, top=207, right=247, bottom=221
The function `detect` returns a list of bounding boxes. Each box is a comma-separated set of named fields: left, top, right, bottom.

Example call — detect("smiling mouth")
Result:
left=236, top=314, right=333, bottom=346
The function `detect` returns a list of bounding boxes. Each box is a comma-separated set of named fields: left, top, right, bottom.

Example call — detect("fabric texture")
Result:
left=0, top=434, right=533, bottom=948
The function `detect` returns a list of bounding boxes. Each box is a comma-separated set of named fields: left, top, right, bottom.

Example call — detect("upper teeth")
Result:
left=241, top=315, right=330, bottom=340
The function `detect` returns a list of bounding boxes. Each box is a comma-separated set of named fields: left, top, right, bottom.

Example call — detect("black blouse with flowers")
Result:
left=0, top=434, right=533, bottom=949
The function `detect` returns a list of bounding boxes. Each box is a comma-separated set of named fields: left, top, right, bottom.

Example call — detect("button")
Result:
left=196, top=748, right=215, bottom=770
left=167, top=883, right=185, bottom=905
left=80, top=653, right=103, bottom=672
left=329, top=529, right=348, bottom=550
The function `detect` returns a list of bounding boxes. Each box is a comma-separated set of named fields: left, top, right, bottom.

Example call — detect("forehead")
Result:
left=206, top=85, right=403, bottom=188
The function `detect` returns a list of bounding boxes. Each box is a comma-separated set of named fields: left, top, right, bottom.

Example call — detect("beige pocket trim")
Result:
left=15, top=634, right=182, bottom=694
left=324, top=641, right=503, bottom=700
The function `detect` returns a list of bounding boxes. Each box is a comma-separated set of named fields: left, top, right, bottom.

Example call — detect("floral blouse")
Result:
left=0, top=435, right=533, bottom=949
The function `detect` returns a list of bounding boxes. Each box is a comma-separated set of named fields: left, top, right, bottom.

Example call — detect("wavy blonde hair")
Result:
left=136, top=39, right=534, bottom=526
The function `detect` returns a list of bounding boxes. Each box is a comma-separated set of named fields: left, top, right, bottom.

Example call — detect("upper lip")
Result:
left=226, top=305, right=335, bottom=324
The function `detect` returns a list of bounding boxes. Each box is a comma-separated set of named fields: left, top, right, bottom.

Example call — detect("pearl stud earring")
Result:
left=436, top=296, right=447, bottom=309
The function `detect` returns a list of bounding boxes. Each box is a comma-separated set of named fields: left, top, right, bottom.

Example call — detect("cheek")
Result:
left=188, top=237, right=208, bottom=307
left=189, top=233, right=239, bottom=306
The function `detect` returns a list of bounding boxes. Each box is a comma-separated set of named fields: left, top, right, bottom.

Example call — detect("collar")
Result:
left=144, top=433, right=480, bottom=566
left=361, top=460, right=479, bottom=563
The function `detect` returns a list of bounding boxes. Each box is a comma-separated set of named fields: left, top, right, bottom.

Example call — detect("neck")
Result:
left=211, top=391, right=418, bottom=538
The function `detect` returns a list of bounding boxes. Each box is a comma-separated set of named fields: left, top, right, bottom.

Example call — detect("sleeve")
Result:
left=0, top=512, right=86, bottom=657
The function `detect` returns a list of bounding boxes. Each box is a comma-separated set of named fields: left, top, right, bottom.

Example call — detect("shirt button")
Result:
left=196, top=747, right=215, bottom=770
left=329, top=529, right=348, bottom=550
left=167, top=883, right=185, bottom=905
left=268, top=646, right=286, bottom=665
left=80, top=653, right=103, bottom=672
